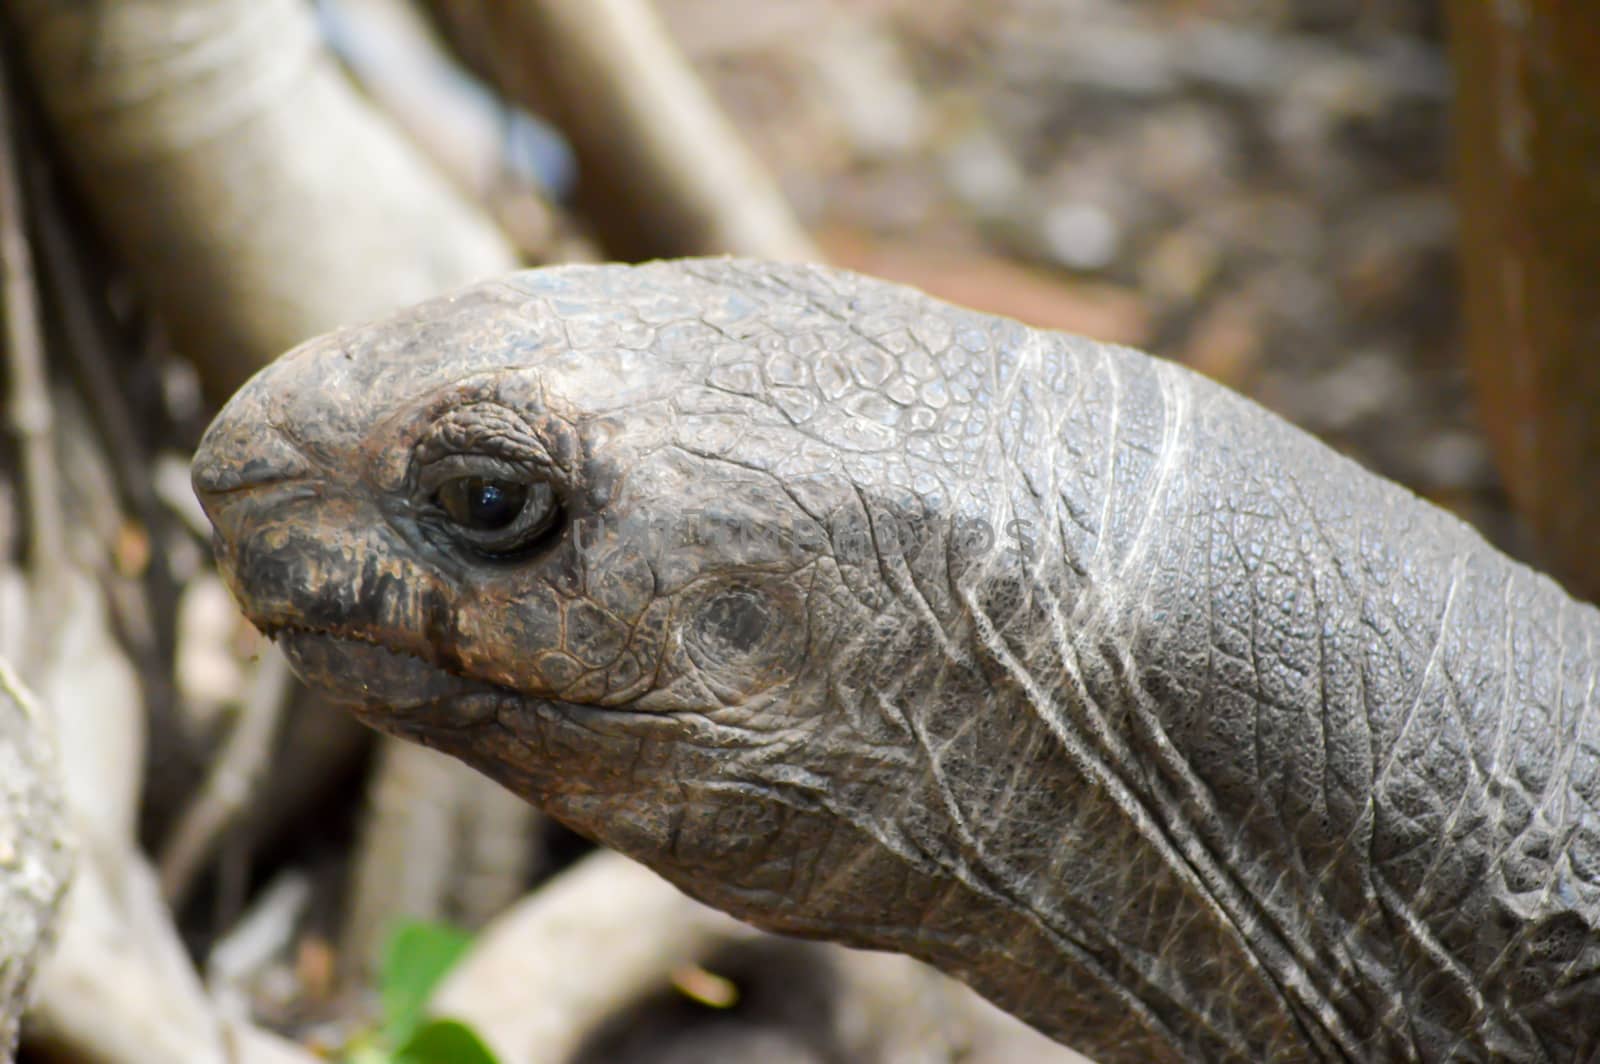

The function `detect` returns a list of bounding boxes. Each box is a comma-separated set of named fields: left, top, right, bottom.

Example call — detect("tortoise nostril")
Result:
left=191, top=414, right=314, bottom=505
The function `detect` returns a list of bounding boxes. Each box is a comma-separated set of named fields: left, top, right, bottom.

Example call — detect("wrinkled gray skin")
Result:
left=192, top=259, right=1600, bottom=1062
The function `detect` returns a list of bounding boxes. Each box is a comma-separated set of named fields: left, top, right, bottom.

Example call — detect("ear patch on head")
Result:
left=696, top=587, right=773, bottom=658
left=681, top=578, right=806, bottom=699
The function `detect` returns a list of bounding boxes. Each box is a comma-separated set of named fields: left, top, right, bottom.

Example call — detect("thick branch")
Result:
left=5, top=0, right=519, bottom=402
left=427, top=0, right=818, bottom=262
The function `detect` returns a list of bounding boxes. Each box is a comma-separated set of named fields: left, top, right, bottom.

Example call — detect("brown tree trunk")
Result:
left=1449, top=2, right=1600, bottom=601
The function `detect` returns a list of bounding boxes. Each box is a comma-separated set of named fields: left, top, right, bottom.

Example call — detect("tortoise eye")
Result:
left=435, top=477, right=528, bottom=531
left=430, top=476, right=558, bottom=558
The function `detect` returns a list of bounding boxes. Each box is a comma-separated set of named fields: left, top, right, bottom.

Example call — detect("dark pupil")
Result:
left=440, top=477, right=527, bottom=530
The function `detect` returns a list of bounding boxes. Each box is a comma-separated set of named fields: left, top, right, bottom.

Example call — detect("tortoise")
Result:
left=193, top=259, right=1600, bottom=1062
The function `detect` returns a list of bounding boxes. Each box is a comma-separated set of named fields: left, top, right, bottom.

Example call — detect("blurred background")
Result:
left=0, top=1, right=1593, bottom=1062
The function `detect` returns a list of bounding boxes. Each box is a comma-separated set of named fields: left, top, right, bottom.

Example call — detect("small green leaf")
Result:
left=395, top=1018, right=502, bottom=1064
left=378, top=920, right=476, bottom=1046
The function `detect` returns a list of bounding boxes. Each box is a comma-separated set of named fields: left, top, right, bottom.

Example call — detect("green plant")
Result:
left=344, top=921, right=501, bottom=1064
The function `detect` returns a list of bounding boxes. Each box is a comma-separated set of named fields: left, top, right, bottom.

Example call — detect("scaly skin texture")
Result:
left=192, top=259, right=1600, bottom=1062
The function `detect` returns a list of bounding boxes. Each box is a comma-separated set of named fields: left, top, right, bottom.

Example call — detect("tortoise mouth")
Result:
left=274, top=628, right=511, bottom=722
left=271, top=628, right=670, bottom=762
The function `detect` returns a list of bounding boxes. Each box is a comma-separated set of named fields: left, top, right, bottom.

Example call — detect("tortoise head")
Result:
left=191, top=260, right=1010, bottom=949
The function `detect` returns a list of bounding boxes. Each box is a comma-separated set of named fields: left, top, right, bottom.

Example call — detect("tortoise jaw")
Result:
left=275, top=628, right=504, bottom=715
